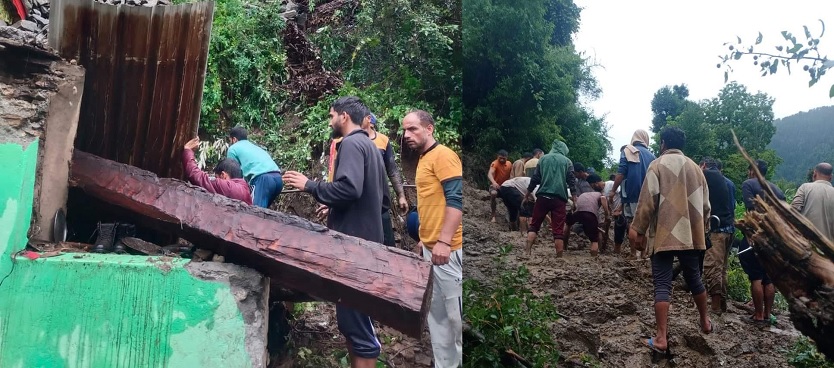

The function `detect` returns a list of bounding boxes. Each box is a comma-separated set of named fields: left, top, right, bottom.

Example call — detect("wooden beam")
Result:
left=69, top=150, right=432, bottom=338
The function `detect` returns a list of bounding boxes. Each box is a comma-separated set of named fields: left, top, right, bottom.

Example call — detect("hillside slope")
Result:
left=769, top=106, right=834, bottom=184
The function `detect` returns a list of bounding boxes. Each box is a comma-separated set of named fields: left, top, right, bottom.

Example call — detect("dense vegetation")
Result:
left=194, top=0, right=461, bottom=172
left=769, top=105, right=834, bottom=185
left=462, top=0, right=611, bottom=177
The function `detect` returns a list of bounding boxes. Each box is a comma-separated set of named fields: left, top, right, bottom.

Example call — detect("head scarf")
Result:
left=624, top=129, right=650, bottom=163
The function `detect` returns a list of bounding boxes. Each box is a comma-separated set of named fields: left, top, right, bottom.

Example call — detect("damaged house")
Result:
left=0, top=0, right=432, bottom=366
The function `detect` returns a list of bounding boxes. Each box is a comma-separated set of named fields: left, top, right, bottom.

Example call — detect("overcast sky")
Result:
left=573, top=0, right=834, bottom=161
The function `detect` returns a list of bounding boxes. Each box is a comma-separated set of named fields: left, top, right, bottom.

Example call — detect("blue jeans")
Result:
left=250, top=172, right=283, bottom=208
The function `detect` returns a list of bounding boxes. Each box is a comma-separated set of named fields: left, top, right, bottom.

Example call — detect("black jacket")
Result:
left=742, top=178, right=785, bottom=211
left=305, top=129, right=386, bottom=243
left=703, top=169, right=734, bottom=228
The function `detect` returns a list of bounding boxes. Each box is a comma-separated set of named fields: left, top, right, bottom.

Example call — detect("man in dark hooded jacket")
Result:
left=525, top=139, right=577, bottom=257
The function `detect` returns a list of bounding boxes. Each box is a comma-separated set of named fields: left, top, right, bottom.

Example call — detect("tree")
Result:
left=544, top=0, right=580, bottom=47
left=703, top=82, right=776, bottom=159
left=650, top=84, right=690, bottom=133
left=462, top=0, right=609, bottom=170
left=700, top=83, right=781, bottom=193
left=718, top=20, right=834, bottom=98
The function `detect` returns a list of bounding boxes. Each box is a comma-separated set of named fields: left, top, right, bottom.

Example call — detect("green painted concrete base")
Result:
left=0, top=140, right=266, bottom=367
left=0, top=255, right=260, bottom=368
left=0, top=140, right=39, bottom=272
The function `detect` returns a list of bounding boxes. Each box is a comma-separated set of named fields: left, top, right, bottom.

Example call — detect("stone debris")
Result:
left=1, top=0, right=174, bottom=48
left=2, top=0, right=301, bottom=50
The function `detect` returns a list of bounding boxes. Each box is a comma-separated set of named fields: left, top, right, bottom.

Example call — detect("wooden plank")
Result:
left=69, top=150, right=432, bottom=338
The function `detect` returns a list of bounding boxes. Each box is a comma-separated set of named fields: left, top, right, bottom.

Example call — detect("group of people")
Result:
left=488, top=133, right=644, bottom=258
left=180, top=96, right=463, bottom=368
left=490, top=126, right=834, bottom=359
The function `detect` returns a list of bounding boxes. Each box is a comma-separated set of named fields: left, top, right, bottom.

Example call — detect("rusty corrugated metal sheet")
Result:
left=48, top=0, right=214, bottom=179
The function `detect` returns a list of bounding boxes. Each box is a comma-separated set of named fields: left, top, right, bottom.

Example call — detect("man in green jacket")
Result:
left=525, top=139, right=577, bottom=257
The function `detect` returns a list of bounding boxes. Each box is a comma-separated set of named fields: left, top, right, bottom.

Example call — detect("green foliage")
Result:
left=704, top=82, right=776, bottom=159
left=309, top=0, right=461, bottom=142
left=198, top=0, right=289, bottom=137
left=189, top=0, right=460, bottom=172
left=196, top=138, right=229, bottom=170
left=544, top=0, right=581, bottom=47
left=786, top=337, right=834, bottom=368
left=769, top=106, right=834, bottom=185
left=718, top=21, right=833, bottom=97
left=463, top=245, right=562, bottom=367
left=462, top=0, right=609, bottom=172
left=727, top=252, right=751, bottom=302
left=650, top=84, right=690, bottom=133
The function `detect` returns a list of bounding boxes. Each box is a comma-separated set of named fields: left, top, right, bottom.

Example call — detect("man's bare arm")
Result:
left=487, top=166, right=498, bottom=187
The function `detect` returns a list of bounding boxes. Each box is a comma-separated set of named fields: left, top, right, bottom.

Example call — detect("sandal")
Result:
left=645, top=338, right=673, bottom=363
left=698, top=319, right=715, bottom=334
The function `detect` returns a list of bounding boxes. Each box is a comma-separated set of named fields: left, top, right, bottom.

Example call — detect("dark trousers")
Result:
left=652, top=250, right=706, bottom=303
left=739, top=236, right=772, bottom=285
left=251, top=172, right=283, bottom=208
left=497, top=186, right=524, bottom=223
left=613, top=214, right=627, bottom=244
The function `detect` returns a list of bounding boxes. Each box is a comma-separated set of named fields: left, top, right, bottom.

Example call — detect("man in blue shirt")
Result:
left=227, top=127, right=284, bottom=208
left=609, top=130, right=656, bottom=258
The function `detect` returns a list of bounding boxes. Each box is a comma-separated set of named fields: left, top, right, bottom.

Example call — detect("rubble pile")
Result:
left=2, top=0, right=50, bottom=46
left=0, top=0, right=171, bottom=48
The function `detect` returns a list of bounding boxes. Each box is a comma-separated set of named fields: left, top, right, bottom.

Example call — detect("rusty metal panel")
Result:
left=48, top=0, right=214, bottom=179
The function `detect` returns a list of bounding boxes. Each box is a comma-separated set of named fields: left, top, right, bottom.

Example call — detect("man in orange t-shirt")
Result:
left=402, top=109, right=462, bottom=367
left=488, top=149, right=512, bottom=223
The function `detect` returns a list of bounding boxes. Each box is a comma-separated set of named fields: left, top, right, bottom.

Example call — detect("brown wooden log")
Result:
left=732, top=131, right=834, bottom=360
left=69, top=150, right=432, bottom=338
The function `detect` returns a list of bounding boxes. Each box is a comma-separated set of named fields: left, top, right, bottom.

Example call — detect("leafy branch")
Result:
left=718, top=20, right=834, bottom=97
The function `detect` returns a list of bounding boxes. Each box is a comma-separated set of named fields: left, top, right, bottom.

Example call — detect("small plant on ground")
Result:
left=463, top=245, right=562, bottom=367
left=786, top=336, right=834, bottom=368
left=727, top=252, right=752, bottom=302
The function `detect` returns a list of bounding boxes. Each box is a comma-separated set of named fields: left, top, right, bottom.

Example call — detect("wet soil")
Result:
left=463, top=181, right=800, bottom=368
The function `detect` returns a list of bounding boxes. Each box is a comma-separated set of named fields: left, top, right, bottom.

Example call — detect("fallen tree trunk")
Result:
left=69, top=150, right=432, bottom=338
left=732, top=132, right=834, bottom=360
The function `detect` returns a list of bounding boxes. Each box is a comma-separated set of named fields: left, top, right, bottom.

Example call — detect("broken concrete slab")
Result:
left=0, top=34, right=85, bottom=243
left=29, top=61, right=84, bottom=242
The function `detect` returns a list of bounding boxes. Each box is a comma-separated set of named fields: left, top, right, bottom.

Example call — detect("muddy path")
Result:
left=463, top=181, right=801, bottom=367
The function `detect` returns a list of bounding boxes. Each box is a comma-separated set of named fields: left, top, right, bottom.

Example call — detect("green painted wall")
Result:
left=0, top=140, right=257, bottom=367
left=0, top=140, right=39, bottom=275
left=0, top=255, right=253, bottom=368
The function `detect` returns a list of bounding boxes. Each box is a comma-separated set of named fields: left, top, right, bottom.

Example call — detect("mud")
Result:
left=463, top=181, right=801, bottom=367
